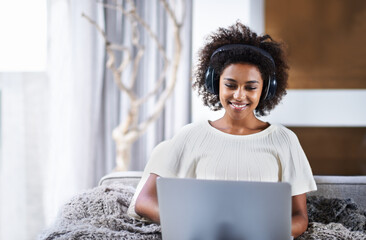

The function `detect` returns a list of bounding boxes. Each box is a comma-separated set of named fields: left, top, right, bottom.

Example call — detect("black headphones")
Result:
left=205, top=44, right=277, bottom=101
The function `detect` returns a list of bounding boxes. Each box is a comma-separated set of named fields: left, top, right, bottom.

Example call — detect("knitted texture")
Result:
left=38, top=184, right=161, bottom=240
left=39, top=186, right=366, bottom=240
left=297, top=196, right=366, bottom=240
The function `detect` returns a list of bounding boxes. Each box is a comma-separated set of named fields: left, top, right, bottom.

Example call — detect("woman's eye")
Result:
left=225, top=84, right=236, bottom=89
left=246, top=86, right=257, bottom=90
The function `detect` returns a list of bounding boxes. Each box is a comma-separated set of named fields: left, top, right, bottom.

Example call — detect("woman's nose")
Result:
left=233, top=88, right=245, bottom=100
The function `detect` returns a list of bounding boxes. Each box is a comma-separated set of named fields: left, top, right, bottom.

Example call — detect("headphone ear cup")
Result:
left=205, top=66, right=219, bottom=95
left=265, top=77, right=277, bottom=101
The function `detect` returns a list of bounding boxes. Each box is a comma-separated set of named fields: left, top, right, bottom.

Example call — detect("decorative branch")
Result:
left=129, top=21, right=145, bottom=89
left=82, top=12, right=136, bottom=100
left=84, top=0, right=185, bottom=171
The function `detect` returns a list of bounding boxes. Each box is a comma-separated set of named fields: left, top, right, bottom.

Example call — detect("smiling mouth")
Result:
left=229, top=102, right=249, bottom=110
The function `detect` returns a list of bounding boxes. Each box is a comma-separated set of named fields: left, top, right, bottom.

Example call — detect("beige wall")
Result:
left=266, top=0, right=366, bottom=175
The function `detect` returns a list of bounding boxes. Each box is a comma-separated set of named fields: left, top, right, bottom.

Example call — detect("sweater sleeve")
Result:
left=127, top=123, right=195, bottom=219
left=279, top=128, right=317, bottom=196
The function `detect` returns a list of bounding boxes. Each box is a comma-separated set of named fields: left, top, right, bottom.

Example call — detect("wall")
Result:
left=265, top=0, right=366, bottom=175
left=191, top=0, right=366, bottom=175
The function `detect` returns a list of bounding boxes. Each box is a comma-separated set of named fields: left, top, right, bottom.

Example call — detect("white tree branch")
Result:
left=86, top=0, right=185, bottom=171
left=82, top=12, right=136, bottom=100
left=129, top=21, right=145, bottom=89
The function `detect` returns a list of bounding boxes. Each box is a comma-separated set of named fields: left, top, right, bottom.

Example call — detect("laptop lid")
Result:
left=157, top=178, right=292, bottom=240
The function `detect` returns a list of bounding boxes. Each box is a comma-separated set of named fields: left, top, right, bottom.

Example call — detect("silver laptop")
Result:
left=157, top=178, right=292, bottom=240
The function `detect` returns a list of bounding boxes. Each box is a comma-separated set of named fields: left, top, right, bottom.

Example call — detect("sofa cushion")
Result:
left=99, top=172, right=366, bottom=211
left=308, top=175, right=366, bottom=211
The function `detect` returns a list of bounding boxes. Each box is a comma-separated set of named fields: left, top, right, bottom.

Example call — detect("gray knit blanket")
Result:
left=38, top=184, right=366, bottom=240
left=298, top=196, right=366, bottom=240
left=38, top=185, right=161, bottom=240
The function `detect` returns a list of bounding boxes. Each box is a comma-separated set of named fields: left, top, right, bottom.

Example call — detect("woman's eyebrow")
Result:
left=246, top=80, right=260, bottom=84
left=223, top=78, right=260, bottom=84
left=223, top=78, right=237, bottom=82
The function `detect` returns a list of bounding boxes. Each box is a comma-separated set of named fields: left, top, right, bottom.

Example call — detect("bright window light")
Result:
left=0, top=0, right=47, bottom=72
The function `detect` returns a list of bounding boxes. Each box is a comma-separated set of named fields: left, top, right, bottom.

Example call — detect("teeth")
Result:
left=232, top=103, right=247, bottom=108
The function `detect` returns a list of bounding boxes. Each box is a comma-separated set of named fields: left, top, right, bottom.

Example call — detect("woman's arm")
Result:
left=135, top=173, right=161, bottom=223
left=291, top=193, right=308, bottom=238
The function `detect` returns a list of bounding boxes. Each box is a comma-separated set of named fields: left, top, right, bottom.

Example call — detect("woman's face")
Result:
left=219, top=63, right=264, bottom=121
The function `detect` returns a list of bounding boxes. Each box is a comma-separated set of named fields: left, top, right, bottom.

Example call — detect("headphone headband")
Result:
left=209, top=44, right=276, bottom=70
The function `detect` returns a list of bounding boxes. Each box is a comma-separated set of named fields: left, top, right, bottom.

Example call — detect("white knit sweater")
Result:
left=127, top=120, right=317, bottom=219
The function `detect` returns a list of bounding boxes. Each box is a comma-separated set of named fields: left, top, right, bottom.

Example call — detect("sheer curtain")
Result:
left=44, top=0, right=106, bottom=227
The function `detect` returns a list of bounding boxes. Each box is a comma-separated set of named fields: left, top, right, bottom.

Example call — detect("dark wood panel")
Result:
left=288, top=127, right=366, bottom=175
left=266, top=0, right=366, bottom=89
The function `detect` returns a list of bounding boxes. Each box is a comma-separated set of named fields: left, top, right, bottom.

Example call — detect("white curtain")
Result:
left=44, top=0, right=106, bottom=227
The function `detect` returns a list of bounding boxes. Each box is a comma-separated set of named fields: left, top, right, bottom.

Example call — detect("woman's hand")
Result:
left=135, top=173, right=161, bottom=223
left=291, top=193, right=308, bottom=238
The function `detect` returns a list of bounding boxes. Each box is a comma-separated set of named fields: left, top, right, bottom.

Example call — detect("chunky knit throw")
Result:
left=38, top=184, right=366, bottom=240
left=38, top=184, right=161, bottom=240
left=297, top=196, right=366, bottom=240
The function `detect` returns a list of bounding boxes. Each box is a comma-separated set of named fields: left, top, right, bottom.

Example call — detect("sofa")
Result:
left=38, top=172, right=366, bottom=240
left=99, top=171, right=366, bottom=211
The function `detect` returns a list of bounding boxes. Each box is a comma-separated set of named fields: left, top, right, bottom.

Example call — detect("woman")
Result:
left=127, top=22, right=317, bottom=238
